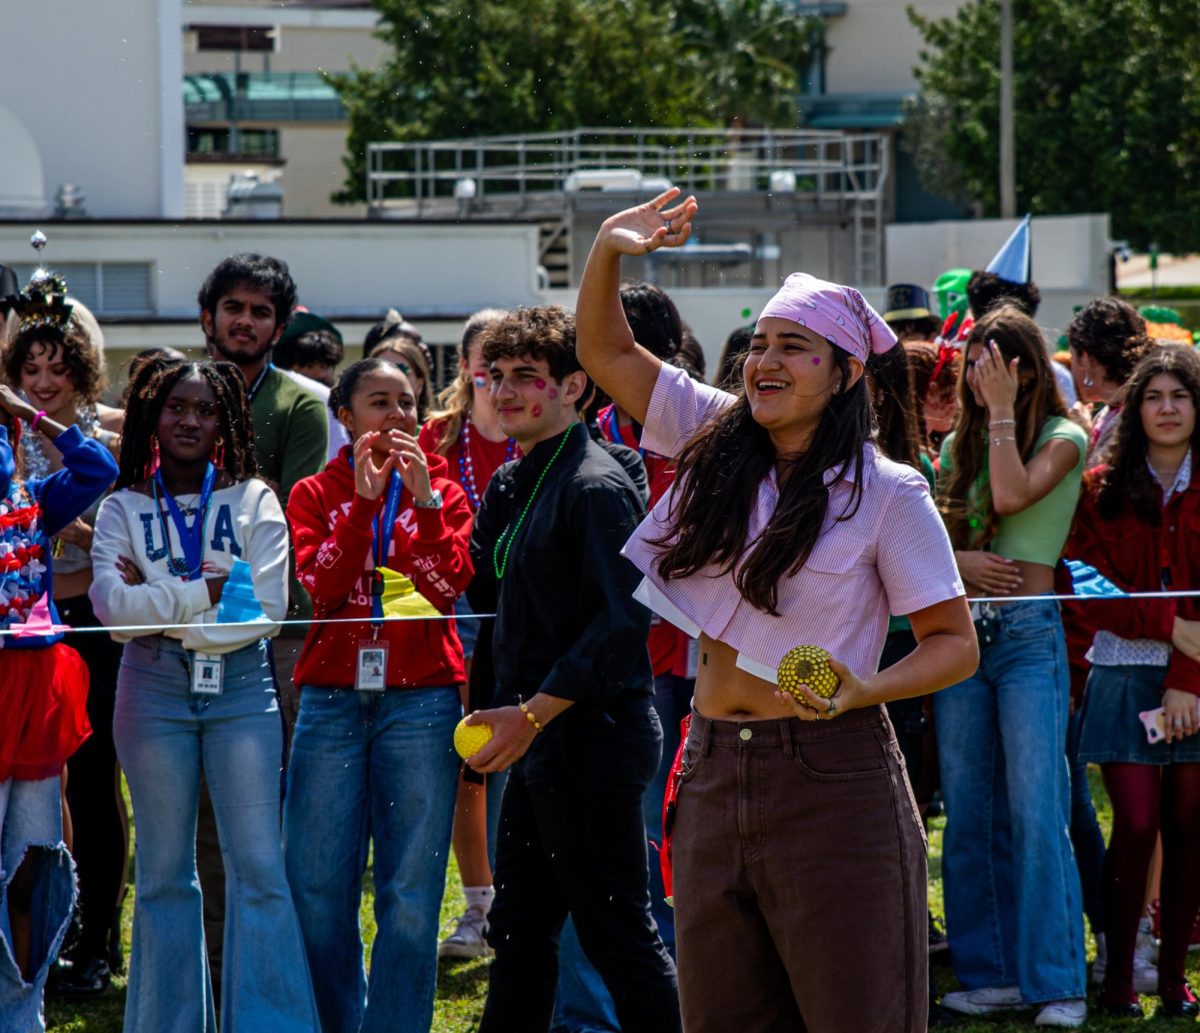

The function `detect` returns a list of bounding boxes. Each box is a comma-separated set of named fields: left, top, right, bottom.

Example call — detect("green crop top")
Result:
left=941, top=416, right=1086, bottom=566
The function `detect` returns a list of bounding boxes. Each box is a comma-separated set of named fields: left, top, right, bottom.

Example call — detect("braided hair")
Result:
left=116, top=357, right=258, bottom=489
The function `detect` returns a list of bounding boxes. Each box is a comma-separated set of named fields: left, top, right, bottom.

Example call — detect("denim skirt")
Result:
left=1077, top=663, right=1200, bottom=765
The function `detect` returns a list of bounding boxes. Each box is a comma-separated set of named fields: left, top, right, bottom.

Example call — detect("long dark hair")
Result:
left=652, top=347, right=870, bottom=616
left=867, top=345, right=922, bottom=470
left=117, top=357, right=258, bottom=489
left=1097, top=344, right=1199, bottom=523
left=939, top=304, right=1067, bottom=548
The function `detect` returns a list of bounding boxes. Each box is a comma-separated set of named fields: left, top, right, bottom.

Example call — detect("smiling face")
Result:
left=156, top=374, right=221, bottom=466
left=201, top=284, right=282, bottom=368
left=338, top=365, right=419, bottom=458
left=19, top=340, right=78, bottom=420
left=488, top=354, right=582, bottom=446
left=1140, top=372, right=1196, bottom=450
left=744, top=317, right=857, bottom=450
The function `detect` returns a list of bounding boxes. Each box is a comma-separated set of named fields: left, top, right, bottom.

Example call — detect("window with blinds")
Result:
left=9, top=263, right=153, bottom=316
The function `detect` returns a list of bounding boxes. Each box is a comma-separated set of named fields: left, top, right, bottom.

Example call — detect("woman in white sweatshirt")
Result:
left=89, top=356, right=318, bottom=1033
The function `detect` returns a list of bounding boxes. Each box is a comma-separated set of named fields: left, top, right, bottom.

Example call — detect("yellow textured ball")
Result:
left=454, top=717, right=494, bottom=760
left=777, top=645, right=840, bottom=700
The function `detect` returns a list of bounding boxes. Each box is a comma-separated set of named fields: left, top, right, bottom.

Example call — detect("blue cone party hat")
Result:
left=985, top=214, right=1032, bottom=285
left=217, top=559, right=269, bottom=623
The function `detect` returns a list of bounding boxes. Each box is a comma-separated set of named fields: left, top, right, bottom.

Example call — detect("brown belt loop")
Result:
left=779, top=716, right=795, bottom=759
left=699, top=714, right=714, bottom=758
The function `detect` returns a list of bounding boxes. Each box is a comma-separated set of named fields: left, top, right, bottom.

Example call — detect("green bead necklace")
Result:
left=492, top=423, right=577, bottom=580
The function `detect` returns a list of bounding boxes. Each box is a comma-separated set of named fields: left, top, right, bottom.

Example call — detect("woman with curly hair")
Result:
left=1065, top=345, right=1200, bottom=1019
left=935, top=304, right=1089, bottom=1026
left=89, top=356, right=319, bottom=1032
left=2, top=296, right=128, bottom=995
left=1067, top=297, right=1155, bottom=463
left=577, top=189, right=976, bottom=1033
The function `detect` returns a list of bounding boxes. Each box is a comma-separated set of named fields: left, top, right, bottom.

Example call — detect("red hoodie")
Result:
left=288, top=448, right=473, bottom=690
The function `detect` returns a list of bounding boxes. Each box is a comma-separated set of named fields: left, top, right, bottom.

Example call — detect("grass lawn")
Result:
left=47, top=769, right=1200, bottom=1032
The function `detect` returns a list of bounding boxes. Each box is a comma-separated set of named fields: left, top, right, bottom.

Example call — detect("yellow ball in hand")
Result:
left=777, top=645, right=839, bottom=701
left=454, top=717, right=494, bottom=760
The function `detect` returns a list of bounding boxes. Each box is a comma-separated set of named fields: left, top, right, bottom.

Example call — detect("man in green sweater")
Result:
left=196, top=253, right=329, bottom=1007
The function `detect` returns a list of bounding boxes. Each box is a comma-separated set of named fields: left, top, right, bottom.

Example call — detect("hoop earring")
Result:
left=148, top=433, right=161, bottom=477
left=211, top=436, right=226, bottom=468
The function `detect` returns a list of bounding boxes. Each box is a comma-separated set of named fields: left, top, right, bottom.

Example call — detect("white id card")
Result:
left=191, top=653, right=224, bottom=696
left=356, top=641, right=389, bottom=692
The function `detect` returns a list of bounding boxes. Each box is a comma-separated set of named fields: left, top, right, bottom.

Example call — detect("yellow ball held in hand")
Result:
left=777, top=645, right=840, bottom=701
left=454, top=717, right=493, bottom=760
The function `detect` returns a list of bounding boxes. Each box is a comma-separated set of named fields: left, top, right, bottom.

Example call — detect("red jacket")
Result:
left=1065, top=465, right=1200, bottom=696
left=288, top=448, right=473, bottom=690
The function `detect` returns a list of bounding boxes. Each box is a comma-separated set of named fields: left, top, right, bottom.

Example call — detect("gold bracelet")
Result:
left=519, top=701, right=543, bottom=734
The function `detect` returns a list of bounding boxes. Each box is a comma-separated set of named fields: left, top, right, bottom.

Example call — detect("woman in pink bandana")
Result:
left=575, top=190, right=978, bottom=1033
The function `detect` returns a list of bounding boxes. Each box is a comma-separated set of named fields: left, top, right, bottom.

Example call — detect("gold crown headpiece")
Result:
left=13, top=231, right=73, bottom=334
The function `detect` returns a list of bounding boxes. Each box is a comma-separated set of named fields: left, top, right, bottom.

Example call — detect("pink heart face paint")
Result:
left=534, top=378, right=547, bottom=390
left=811, top=356, right=821, bottom=366
left=548, top=387, right=558, bottom=400
left=531, top=404, right=543, bottom=417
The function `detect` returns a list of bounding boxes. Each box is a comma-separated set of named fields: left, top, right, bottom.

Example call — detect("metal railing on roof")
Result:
left=365, top=127, right=887, bottom=212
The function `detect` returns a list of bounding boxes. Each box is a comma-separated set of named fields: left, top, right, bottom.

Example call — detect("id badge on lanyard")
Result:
left=191, top=652, right=224, bottom=695
left=354, top=469, right=403, bottom=692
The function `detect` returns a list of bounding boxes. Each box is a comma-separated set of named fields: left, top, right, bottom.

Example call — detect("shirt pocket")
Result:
left=802, top=524, right=868, bottom=575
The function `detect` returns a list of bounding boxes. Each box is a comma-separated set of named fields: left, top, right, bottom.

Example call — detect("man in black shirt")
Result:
left=466, top=306, right=681, bottom=1033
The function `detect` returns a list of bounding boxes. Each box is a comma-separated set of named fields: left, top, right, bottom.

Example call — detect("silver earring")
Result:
left=1082, top=373, right=1094, bottom=387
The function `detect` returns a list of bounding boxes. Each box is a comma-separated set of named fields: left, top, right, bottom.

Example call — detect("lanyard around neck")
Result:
left=153, top=463, right=217, bottom=580
left=347, top=454, right=405, bottom=626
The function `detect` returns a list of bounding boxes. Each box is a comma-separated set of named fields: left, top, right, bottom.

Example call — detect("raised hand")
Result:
left=353, top=432, right=397, bottom=501
left=596, top=187, right=698, bottom=257
left=389, top=431, right=434, bottom=505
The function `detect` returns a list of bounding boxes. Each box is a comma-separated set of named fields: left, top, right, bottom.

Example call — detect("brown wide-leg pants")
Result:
left=672, top=705, right=927, bottom=1033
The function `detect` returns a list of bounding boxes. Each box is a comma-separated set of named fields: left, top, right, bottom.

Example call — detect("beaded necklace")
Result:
left=492, top=423, right=576, bottom=580
left=458, top=418, right=517, bottom=510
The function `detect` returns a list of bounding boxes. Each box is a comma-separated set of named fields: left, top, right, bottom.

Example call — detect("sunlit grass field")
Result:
left=47, top=769, right=1200, bottom=1032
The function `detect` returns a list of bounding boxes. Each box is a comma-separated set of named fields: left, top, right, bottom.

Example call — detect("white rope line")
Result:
left=0, top=611, right=497, bottom=637
left=1, top=585, right=1197, bottom=637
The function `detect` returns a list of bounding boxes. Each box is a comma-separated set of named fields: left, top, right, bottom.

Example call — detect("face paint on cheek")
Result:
left=472, top=374, right=489, bottom=389
left=534, top=378, right=547, bottom=390
left=548, top=387, right=558, bottom=400
left=531, top=404, right=543, bottom=417
left=811, top=356, right=821, bottom=366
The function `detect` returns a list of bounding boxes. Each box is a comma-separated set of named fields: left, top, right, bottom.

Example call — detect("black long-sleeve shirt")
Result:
left=468, top=421, right=652, bottom=709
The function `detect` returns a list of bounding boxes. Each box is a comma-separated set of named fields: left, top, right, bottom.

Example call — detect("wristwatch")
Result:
left=414, top=489, right=443, bottom=510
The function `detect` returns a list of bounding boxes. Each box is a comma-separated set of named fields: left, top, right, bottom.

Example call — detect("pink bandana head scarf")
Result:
left=757, top=273, right=897, bottom=365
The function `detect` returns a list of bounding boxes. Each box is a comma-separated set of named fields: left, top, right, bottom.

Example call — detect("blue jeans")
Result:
left=1066, top=708, right=1106, bottom=935
left=0, top=776, right=73, bottom=1033
left=113, top=636, right=319, bottom=1033
left=934, top=599, right=1086, bottom=1003
left=283, top=685, right=460, bottom=1033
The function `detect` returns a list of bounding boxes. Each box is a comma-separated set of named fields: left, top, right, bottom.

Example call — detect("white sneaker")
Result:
left=940, top=986, right=1023, bottom=1015
left=438, top=907, right=491, bottom=959
left=1034, top=998, right=1087, bottom=1028
left=1090, top=927, right=1159, bottom=992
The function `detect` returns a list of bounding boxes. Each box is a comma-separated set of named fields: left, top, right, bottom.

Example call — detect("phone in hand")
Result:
left=1140, top=702, right=1200, bottom=744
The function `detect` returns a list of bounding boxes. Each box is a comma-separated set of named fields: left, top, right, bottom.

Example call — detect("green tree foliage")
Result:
left=905, top=0, right=1200, bottom=251
left=332, top=0, right=817, bottom=203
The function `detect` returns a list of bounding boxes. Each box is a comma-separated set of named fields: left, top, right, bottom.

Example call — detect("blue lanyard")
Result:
left=348, top=454, right=405, bottom=624
left=606, top=408, right=644, bottom=459
left=153, top=463, right=216, bottom=581
left=247, top=362, right=275, bottom=402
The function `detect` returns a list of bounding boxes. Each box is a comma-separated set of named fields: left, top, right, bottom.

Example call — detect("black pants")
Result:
left=60, top=594, right=128, bottom=962
left=480, top=694, right=681, bottom=1033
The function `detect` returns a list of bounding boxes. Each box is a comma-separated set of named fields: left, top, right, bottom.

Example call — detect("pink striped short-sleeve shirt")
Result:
left=621, top=365, right=964, bottom=683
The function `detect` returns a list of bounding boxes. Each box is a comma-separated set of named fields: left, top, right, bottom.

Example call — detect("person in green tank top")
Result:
left=934, top=304, right=1090, bottom=1028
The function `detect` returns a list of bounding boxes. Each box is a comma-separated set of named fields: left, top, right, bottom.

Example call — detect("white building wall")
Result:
left=822, top=0, right=962, bottom=94
left=0, top=0, right=184, bottom=218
